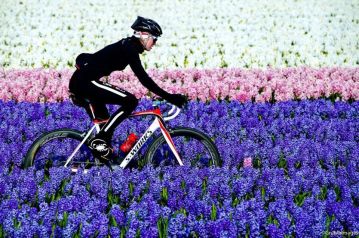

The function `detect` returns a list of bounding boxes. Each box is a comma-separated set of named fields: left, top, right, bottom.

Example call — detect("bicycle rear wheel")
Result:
left=22, top=129, right=99, bottom=171
left=144, top=127, right=221, bottom=168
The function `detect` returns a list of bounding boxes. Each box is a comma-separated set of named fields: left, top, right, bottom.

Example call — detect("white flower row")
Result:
left=0, top=0, right=358, bottom=69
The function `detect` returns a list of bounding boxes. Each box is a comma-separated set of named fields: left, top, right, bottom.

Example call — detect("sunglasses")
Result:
left=137, top=32, right=158, bottom=43
left=150, top=35, right=158, bottom=42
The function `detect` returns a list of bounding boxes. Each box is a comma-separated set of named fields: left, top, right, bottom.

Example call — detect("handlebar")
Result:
left=152, top=99, right=181, bottom=121
left=164, top=105, right=181, bottom=121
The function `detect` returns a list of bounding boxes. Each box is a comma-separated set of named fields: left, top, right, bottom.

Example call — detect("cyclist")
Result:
left=69, top=16, right=187, bottom=162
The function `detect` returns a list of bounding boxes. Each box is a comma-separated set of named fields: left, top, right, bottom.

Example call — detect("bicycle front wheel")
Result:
left=22, top=129, right=99, bottom=171
left=144, top=127, right=221, bottom=168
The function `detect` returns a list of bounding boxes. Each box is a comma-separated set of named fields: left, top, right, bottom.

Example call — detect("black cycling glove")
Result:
left=167, top=94, right=187, bottom=108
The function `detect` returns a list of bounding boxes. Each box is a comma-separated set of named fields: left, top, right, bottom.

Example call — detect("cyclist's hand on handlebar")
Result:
left=167, top=94, right=187, bottom=108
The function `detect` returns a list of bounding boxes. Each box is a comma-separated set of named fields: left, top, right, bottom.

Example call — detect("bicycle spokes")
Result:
left=34, top=137, right=96, bottom=170
left=151, top=136, right=215, bottom=167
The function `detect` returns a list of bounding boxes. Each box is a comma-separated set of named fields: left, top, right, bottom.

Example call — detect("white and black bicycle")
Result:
left=22, top=99, right=221, bottom=172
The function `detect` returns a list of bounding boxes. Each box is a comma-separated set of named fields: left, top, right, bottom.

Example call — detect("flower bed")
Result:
left=1, top=0, right=358, bottom=69
left=1, top=67, right=358, bottom=103
left=0, top=99, right=358, bottom=237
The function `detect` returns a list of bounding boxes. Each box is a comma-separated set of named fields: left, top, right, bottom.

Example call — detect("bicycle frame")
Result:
left=64, top=104, right=184, bottom=169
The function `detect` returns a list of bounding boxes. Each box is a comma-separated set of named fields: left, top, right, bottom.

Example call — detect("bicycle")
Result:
left=22, top=99, right=221, bottom=172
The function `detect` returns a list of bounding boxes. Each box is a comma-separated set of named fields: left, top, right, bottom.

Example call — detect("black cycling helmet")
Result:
left=131, top=16, right=162, bottom=37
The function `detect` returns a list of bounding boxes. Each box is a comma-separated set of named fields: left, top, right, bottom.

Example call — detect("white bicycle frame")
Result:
left=64, top=104, right=184, bottom=170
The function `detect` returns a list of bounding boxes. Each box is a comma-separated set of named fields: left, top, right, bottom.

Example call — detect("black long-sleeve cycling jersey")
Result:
left=75, top=36, right=171, bottom=99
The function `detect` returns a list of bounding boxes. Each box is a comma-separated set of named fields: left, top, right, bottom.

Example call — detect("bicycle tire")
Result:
left=22, top=128, right=98, bottom=170
left=144, top=127, right=221, bottom=168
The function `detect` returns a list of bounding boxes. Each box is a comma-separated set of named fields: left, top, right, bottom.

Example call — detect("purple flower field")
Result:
left=0, top=99, right=358, bottom=237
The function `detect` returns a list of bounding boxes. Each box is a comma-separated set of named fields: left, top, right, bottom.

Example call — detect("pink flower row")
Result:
left=0, top=67, right=358, bottom=103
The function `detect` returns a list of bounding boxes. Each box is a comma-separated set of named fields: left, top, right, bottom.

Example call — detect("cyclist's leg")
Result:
left=84, top=80, right=138, bottom=159
left=88, top=81, right=138, bottom=138
left=85, top=103, right=110, bottom=130
left=69, top=70, right=114, bottom=160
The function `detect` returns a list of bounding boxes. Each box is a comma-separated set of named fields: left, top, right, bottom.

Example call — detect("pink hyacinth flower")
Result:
left=243, top=157, right=253, bottom=168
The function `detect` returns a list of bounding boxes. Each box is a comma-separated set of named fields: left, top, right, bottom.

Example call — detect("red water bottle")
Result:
left=120, top=133, right=138, bottom=153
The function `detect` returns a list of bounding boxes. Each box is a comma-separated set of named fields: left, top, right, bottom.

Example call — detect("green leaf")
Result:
left=334, top=186, right=342, bottom=201
left=129, top=182, right=134, bottom=197
left=294, top=192, right=310, bottom=207
left=120, top=226, right=128, bottom=238
left=0, top=224, right=4, bottom=238
left=72, top=223, right=82, bottom=238
left=211, top=203, right=217, bottom=221
left=160, top=187, right=168, bottom=205
left=318, top=186, right=328, bottom=200
left=13, top=218, right=21, bottom=229
left=232, top=196, right=240, bottom=207
left=50, top=222, right=56, bottom=238
left=202, top=177, right=208, bottom=195
left=261, top=187, right=266, bottom=201
left=55, top=179, right=70, bottom=201
left=157, top=217, right=168, bottom=238
left=58, top=212, right=68, bottom=228
left=135, top=228, right=141, bottom=238
left=267, top=214, right=279, bottom=226
left=109, top=215, right=118, bottom=227
left=184, top=55, right=189, bottom=67
left=181, top=180, right=186, bottom=190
